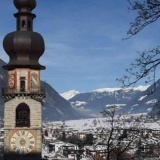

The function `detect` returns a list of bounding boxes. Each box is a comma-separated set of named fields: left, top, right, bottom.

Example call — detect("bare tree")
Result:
left=117, top=48, right=159, bottom=87
left=117, top=0, right=160, bottom=87
left=101, top=106, right=160, bottom=159
left=101, top=106, right=140, bottom=160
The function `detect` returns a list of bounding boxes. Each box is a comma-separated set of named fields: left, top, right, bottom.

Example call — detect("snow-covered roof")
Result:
left=85, top=145, right=107, bottom=151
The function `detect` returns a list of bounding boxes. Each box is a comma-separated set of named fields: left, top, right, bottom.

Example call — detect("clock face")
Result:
left=10, top=130, right=35, bottom=154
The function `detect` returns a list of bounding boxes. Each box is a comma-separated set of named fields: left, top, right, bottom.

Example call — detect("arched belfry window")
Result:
left=16, top=103, right=30, bottom=127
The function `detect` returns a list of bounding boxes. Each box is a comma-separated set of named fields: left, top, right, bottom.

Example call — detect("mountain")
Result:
left=120, top=80, right=160, bottom=116
left=0, top=59, right=83, bottom=121
left=67, top=82, right=160, bottom=117
left=68, top=86, right=150, bottom=116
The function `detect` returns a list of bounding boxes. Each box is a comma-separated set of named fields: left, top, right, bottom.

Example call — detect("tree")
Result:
left=101, top=106, right=160, bottom=159
left=101, top=106, right=141, bottom=160
left=86, top=134, right=94, bottom=145
left=44, top=129, right=48, bottom=137
left=117, top=0, right=160, bottom=87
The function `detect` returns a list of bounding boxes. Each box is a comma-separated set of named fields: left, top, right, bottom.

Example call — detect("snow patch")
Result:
left=93, top=88, right=121, bottom=92
left=145, top=99, right=158, bottom=105
left=72, top=101, right=87, bottom=107
left=138, top=95, right=147, bottom=101
left=133, top=85, right=149, bottom=91
left=56, top=108, right=64, bottom=115
left=130, top=113, right=147, bottom=116
left=147, top=108, right=152, bottom=112
left=0, top=75, right=4, bottom=79
left=60, top=90, right=80, bottom=100
left=93, top=85, right=149, bottom=93
left=132, top=104, right=139, bottom=107
left=47, top=117, right=160, bottom=131
left=105, top=104, right=126, bottom=109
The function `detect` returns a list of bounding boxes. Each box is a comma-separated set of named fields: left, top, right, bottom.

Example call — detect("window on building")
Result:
left=16, top=103, right=30, bottom=127
left=28, top=21, right=31, bottom=29
left=22, top=20, right=25, bottom=28
left=17, top=20, right=20, bottom=29
left=20, top=77, right=25, bottom=92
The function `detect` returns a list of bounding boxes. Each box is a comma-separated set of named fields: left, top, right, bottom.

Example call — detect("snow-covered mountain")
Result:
left=120, top=80, right=160, bottom=117
left=67, top=86, right=152, bottom=117
left=60, top=90, right=80, bottom=100
left=66, top=82, right=160, bottom=117
left=93, top=86, right=148, bottom=93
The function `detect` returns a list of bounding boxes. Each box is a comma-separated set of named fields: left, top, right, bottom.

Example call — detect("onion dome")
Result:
left=3, top=0, right=45, bottom=70
left=3, top=31, right=45, bottom=70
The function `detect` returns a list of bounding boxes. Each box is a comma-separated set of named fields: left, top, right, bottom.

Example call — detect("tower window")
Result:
left=20, top=77, right=25, bottom=92
left=28, top=20, right=31, bottom=29
left=17, top=19, right=20, bottom=29
left=16, top=103, right=30, bottom=127
left=22, top=20, right=26, bottom=27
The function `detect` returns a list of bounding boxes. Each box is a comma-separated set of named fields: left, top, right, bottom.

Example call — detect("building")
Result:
left=2, top=0, right=45, bottom=159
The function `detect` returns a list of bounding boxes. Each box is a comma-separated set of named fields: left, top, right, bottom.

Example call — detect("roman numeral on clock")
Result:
left=13, top=145, right=17, bottom=151
left=21, top=130, right=25, bottom=135
left=29, top=145, right=33, bottom=150
left=17, top=149, right=20, bottom=153
left=26, top=132, right=29, bottom=137
left=30, top=141, right=34, bottom=144
left=16, top=132, right=20, bottom=136
left=25, top=148, right=29, bottom=153
left=11, top=141, right=16, bottom=144
left=29, top=136, right=33, bottom=139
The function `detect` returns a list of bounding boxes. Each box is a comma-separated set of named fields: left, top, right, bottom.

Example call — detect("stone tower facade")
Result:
left=2, top=0, right=45, bottom=159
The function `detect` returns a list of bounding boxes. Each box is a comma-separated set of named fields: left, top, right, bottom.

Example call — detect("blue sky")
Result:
left=0, top=0, right=159, bottom=93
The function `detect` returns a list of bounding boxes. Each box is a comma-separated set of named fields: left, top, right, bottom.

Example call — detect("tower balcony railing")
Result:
left=2, top=87, right=45, bottom=101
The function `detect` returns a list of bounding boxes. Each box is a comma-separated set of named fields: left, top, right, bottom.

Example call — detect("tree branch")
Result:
left=127, top=0, right=160, bottom=38
left=117, top=47, right=160, bottom=87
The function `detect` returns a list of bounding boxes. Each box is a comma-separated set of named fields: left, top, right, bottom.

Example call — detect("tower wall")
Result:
left=4, top=97, right=42, bottom=129
left=4, top=97, right=42, bottom=160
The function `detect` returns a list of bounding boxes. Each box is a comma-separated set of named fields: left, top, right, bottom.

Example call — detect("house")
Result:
left=85, top=145, right=107, bottom=159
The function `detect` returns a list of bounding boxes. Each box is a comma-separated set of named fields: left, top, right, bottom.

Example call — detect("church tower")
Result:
left=2, top=0, right=45, bottom=159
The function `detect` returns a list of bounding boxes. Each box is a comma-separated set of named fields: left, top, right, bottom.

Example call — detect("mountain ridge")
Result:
left=66, top=83, right=160, bottom=117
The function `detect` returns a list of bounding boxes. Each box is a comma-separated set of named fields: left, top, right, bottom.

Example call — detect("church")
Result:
left=2, top=0, right=45, bottom=159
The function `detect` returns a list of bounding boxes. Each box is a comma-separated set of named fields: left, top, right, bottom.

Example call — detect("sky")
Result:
left=0, top=0, right=159, bottom=93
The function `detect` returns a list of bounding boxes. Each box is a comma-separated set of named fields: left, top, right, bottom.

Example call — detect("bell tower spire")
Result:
left=2, top=1, right=45, bottom=160
left=14, top=0, right=36, bottom=31
left=3, top=0, right=45, bottom=70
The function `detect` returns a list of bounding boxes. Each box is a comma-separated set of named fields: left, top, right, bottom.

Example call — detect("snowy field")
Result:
left=44, top=117, right=160, bottom=131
